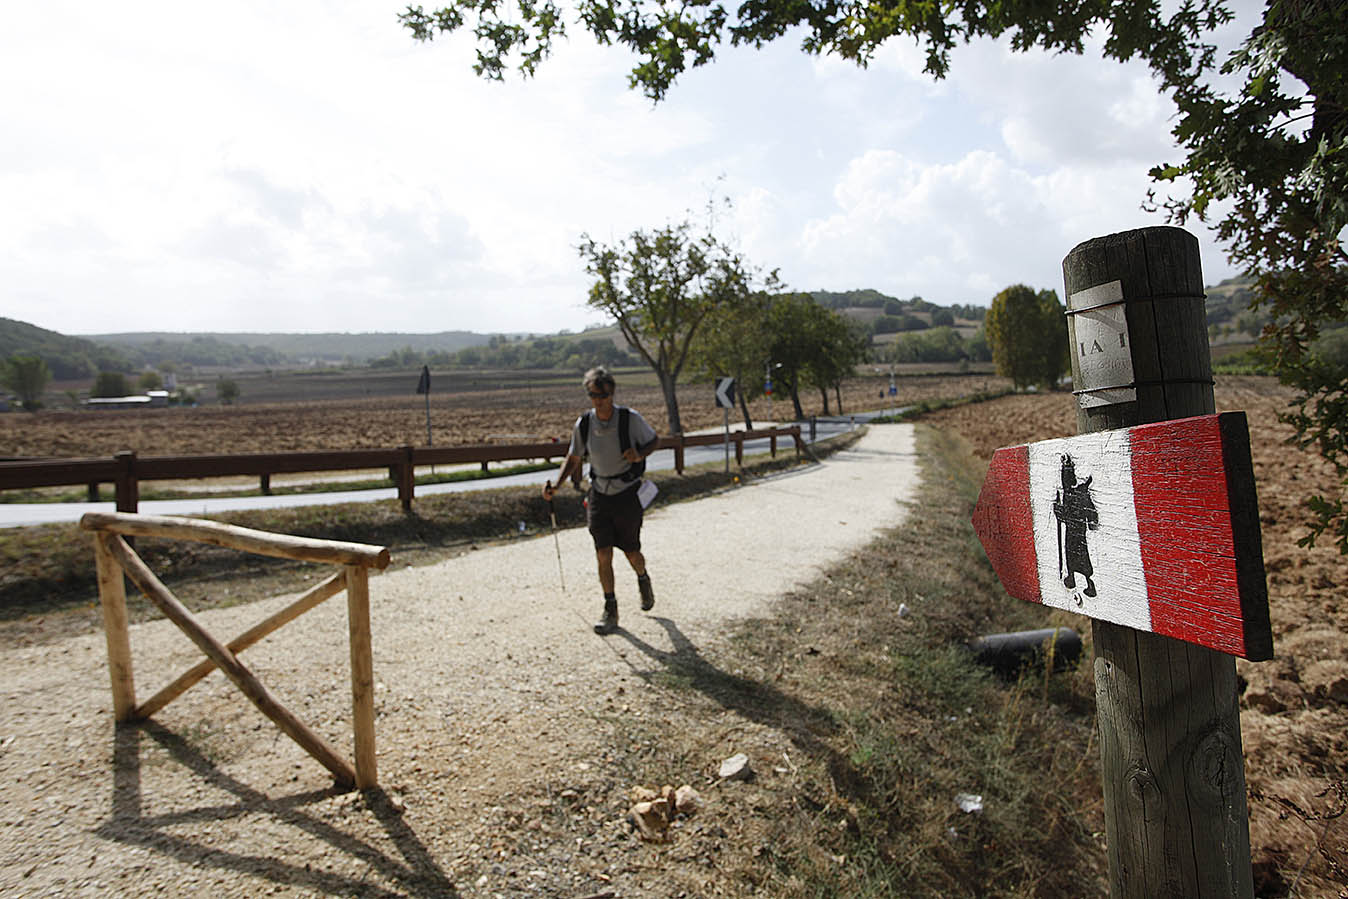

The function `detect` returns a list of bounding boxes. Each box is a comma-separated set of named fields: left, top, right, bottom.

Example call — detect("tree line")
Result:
left=369, top=334, right=640, bottom=370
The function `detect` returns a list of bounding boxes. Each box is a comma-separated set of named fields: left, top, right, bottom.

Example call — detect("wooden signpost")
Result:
left=974, top=227, right=1270, bottom=897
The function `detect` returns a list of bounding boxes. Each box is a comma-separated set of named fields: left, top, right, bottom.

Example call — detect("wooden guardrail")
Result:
left=81, top=511, right=390, bottom=789
left=0, top=426, right=805, bottom=514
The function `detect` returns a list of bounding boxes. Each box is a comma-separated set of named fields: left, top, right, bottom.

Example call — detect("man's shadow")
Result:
left=613, top=617, right=876, bottom=802
left=97, top=720, right=458, bottom=898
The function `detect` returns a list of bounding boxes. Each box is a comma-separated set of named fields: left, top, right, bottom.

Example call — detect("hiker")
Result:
left=1053, top=454, right=1099, bottom=598
left=542, top=366, right=659, bottom=634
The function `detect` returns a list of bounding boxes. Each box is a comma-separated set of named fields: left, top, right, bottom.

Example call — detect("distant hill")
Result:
left=1202, top=276, right=1265, bottom=344
left=0, top=280, right=1270, bottom=387
left=86, top=330, right=491, bottom=366
left=0, top=318, right=131, bottom=380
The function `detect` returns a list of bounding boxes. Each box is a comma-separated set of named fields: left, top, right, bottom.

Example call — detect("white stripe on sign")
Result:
left=1027, top=430, right=1150, bottom=629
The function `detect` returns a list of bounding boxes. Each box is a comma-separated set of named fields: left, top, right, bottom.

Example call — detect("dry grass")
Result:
left=597, top=423, right=1107, bottom=896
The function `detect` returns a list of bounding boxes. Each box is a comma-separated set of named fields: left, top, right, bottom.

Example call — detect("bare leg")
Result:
left=596, top=547, right=616, bottom=594
left=623, top=549, right=646, bottom=577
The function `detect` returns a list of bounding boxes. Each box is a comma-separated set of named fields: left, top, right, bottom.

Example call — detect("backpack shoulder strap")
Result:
left=617, top=406, right=646, bottom=481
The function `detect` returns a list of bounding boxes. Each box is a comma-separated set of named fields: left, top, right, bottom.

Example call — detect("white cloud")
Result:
left=1, top=0, right=1251, bottom=336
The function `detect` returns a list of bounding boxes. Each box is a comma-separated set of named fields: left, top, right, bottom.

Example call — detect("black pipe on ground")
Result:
left=968, top=627, right=1082, bottom=678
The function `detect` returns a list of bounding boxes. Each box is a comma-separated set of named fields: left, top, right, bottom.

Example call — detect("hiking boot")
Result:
left=638, top=574, right=655, bottom=611
left=594, top=598, right=618, bottom=635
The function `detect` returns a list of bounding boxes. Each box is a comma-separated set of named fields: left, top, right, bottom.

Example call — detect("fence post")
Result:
left=260, top=474, right=271, bottom=495
left=114, top=450, right=138, bottom=514
left=675, top=436, right=685, bottom=475
left=396, top=446, right=414, bottom=513
left=346, top=564, right=377, bottom=789
left=94, top=532, right=136, bottom=721
left=770, top=433, right=777, bottom=458
left=734, top=432, right=744, bottom=467
left=1063, top=226, right=1252, bottom=898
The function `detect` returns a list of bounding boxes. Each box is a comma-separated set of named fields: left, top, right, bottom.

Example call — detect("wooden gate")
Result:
left=81, top=511, right=390, bottom=789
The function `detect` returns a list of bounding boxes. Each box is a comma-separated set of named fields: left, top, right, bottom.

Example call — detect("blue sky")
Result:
left=1, top=0, right=1262, bottom=336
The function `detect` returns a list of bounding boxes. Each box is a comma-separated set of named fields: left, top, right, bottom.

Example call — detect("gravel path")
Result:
left=0, top=423, right=918, bottom=897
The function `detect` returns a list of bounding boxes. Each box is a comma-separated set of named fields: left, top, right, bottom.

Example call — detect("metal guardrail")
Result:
left=0, top=426, right=805, bottom=514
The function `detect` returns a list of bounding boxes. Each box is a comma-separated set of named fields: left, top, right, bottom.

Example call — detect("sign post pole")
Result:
left=714, top=377, right=736, bottom=474
left=1063, top=227, right=1253, bottom=897
left=416, top=365, right=433, bottom=475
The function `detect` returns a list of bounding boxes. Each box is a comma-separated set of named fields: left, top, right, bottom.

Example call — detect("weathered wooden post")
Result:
left=396, top=445, right=414, bottom=513
left=93, top=532, right=136, bottom=721
left=114, top=450, right=138, bottom=513
left=1065, top=226, right=1252, bottom=897
left=346, top=564, right=377, bottom=789
left=972, top=226, right=1271, bottom=898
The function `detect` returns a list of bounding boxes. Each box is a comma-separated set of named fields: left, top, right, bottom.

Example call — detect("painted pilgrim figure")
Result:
left=1053, top=454, right=1099, bottom=597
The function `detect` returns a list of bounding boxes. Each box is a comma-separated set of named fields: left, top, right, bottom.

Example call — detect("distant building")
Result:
left=86, top=395, right=154, bottom=410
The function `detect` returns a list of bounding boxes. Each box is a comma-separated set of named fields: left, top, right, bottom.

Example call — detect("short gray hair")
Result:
left=583, top=366, right=615, bottom=392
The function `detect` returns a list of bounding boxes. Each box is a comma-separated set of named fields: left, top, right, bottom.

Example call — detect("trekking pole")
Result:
left=546, top=481, right=565, bottom=593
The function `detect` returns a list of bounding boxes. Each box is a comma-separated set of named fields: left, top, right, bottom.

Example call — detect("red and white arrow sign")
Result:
left=971, top=412, right=1271, bottom=660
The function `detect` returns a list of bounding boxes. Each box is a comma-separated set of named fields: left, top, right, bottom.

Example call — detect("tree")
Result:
left=688, top=290, right=774, bottom=428
left=804, top=311, right=868, bottom=414
left=92, top=371, right=130, bottom=398
left=2, top=354, right=51, bottom=411
left=762, top=294, right=858, bottom=420
left=984, top=285, right=1067, bottom=391
left=1143, top=0, right=1348, bottom=552
left=137, top=371, right=163, bottom=391
left=400, top=0, right=1228, bottom=103
left=216, top=378, right=240, bottom=405
left=579, top=220, right=775, bottom=434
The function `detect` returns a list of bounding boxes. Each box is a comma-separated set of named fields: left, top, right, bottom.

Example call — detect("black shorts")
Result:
left=587, top=484, right=643, bottom=552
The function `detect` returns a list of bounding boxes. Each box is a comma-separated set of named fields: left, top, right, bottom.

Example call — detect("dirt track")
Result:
left=0, top=424, right=919, bottom=897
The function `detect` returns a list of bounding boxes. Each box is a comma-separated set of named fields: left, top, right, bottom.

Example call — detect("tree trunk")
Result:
left=657, top=368, right=683, bottom=434
left=737, top=391, right=754, bottom=430
left=818, top=386, right=831, bottom=415
left=789, top=377, right=805, bottom=421
left=835, top=383, right=844, bottom=413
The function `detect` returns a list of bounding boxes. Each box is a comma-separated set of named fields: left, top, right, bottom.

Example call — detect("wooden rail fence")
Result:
left=81, top=511, right=391, bottom=789
left=0, top=427, right=805, bottom=514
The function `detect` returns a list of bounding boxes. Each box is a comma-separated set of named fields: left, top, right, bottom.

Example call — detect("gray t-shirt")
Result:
left=568, top=406, right=657, bottom=496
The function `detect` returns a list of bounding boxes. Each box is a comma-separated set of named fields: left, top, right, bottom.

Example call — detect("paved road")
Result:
left=0, top=412, right=897, bottom=527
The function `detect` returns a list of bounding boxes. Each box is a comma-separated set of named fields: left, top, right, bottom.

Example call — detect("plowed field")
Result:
left=925, top=375, right=1348, bottom=892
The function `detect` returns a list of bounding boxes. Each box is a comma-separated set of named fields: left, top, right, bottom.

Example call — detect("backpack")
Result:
left=577, top=406, right=646, bottom=484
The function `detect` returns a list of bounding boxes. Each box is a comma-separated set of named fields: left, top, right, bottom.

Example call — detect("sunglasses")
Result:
left=587, top=390, right=611, bottom=399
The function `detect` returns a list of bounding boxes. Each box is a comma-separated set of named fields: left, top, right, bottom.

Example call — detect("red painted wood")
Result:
left=972, top=445, right=1041, bottom=605
left=973, top=412, right=1272, bottom=660
left=1131, top=415, right=1247, bottom=653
